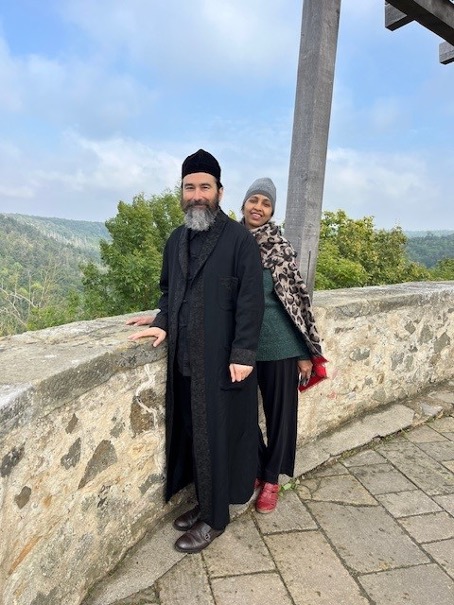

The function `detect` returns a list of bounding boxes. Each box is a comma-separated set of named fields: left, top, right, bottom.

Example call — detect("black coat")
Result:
left=152, top=210, right=264, bottom=528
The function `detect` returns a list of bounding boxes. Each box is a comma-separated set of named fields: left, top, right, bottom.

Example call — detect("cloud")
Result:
left=324, top=147, right=449, bottom=230
left=0, top=131, right=182, bottom=220
left=60, top=0, right=300, bottom=84
left=0, top=31, right=156, bottom=137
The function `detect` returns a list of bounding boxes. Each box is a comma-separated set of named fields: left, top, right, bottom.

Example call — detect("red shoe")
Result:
left=254, top=478, right=263, bottom=490
left=255, top=482, right=279, bottom=513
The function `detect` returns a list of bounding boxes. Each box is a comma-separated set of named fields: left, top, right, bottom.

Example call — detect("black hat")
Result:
left=181, top=149, right=221, bottom=182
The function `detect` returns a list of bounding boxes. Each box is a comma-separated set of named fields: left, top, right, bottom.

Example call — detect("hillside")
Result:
left=405, top=232, right=454, bottom=268
left=0, top=214, right=109, bottom=335
left=7, top=213, right=109, bottom=254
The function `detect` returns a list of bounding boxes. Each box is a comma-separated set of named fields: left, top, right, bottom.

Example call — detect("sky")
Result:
left=0, top=0, right=453, bottom=231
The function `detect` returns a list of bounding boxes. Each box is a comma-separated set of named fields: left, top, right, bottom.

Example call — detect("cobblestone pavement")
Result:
left=84, top=387, right=454, bottom=605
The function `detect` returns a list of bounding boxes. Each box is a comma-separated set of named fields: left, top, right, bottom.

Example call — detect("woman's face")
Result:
left=243, top=194, right=273, bottom=229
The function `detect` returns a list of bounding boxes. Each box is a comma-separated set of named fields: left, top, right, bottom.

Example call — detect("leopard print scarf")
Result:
left=248, top=221, right=324, bottom=358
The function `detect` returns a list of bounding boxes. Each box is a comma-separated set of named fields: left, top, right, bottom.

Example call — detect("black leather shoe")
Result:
left=173, top=505, right=200, bottom=531
left=174, top=521, right=225, bottom=554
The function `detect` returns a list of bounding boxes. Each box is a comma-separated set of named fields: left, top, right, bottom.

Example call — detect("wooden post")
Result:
left=285, top=0, right=342, bottom=296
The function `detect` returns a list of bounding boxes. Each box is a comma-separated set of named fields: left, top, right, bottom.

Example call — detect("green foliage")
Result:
left=429, top=258, right=454, bottom=280
left=2, top=199, right=453, bottom=336
left=315, top=210, right=431, bottom=289
left=405, top=232, right=454, bottom=268
left=81, top=189, right=183, bottom=317
left=0, top=214, right=99, bottom=335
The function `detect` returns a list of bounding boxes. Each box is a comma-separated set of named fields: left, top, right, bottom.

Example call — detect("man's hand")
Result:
left=229, top=364, right=253, bottom=383
left=128, top=327, right=167, bottom=347
left=126, top=315, right=154, bottom=326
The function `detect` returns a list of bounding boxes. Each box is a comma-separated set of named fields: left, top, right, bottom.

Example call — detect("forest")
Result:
left=405, top=231, right=454, bottom=267
left=1, top=193, right=453, bottom=337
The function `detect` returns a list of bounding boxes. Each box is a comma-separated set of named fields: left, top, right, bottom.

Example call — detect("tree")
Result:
left=429, top=258, right=454, bottom=280
left=315, top=210, right=430, bottom=289
left=0, top=259, right=84, bottom=335
left=81, top=188, right=184, bottom=318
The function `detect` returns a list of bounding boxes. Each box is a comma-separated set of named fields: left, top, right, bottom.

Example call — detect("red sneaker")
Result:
left=255, top=482, right=279, bottom=513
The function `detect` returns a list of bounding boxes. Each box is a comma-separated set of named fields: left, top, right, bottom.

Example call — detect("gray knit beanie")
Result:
left=242, top=177, right=276, bottom=215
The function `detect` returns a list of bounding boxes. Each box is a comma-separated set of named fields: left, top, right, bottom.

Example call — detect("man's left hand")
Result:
left=229, top=364, right=253, bottom=383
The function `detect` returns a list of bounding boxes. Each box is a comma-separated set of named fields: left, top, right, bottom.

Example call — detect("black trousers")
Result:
left=256, top=358, right=299, bottom=484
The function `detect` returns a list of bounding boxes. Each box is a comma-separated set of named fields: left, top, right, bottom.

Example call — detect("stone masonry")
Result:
left=0, top=282, right=453, bottom=605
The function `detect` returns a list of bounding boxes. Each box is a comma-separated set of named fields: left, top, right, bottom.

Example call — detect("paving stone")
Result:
left=374, top=434, right=410, bottom=451
left=375, top=490, right=441, bottom=518
left=307, top=501, right=429, bottom=573
left=398, top=512, right=454, bottom=543
left=265, top=531, right=369, bottom=605
left=424, top=538, right=454, bottom=579
left=416, top=440, right=454, bottom=461
left=202, top=514, right=274, bottom=578
left=443, top=460, right=454, bottom=471
left=342, top=449, right=387, bottom=467
left=321, top=404, right=415, bottom=457
left=349, top=463, right=417, bottom=495
left=211, top=572, right=293, bottom=605
left=253, top=490, right=316, bottom=534
left=443, top=432, right=454, bottom=442
left=297, top=474, right=377, bottom=505
left=157, top=554, right=214, bottom=605
left=434, top=494, right=454, bottom=516
left=83, top=520, right=184, bottom=605
left=110, top=587, right=158, bottom=605
left=293, top=441, right=330, bottom=476
left=377, top=440, right=454, bottom=495
left=358, top=563, right=454, bottom=605
left=307, top=461, right=349, bottom=476
left=405, top=425, right=449, bottom=443
left=431, top=416, right=454, bottom=432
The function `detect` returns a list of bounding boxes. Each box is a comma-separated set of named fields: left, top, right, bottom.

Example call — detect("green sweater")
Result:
left=256, top=269, right=311, bottom=362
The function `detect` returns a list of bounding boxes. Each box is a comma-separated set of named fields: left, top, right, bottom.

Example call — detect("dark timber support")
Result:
left=440, top=40, right=454, bottom=62
left=285, top=0, right=341, bottom=296
left=386, top=0, right=454, bottom=63
left=385, top=2, right=414, bottom=29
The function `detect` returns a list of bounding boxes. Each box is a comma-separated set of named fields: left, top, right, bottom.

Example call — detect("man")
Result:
left=128, top=149, right=264, bottom=553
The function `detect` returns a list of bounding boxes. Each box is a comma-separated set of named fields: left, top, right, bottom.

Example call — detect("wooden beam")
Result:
left=285, top=0, right=341, bottom=296
left=385, top=2, right=414, bottom=30
left=440, top=40, right=454, bottom=62
left=386, top=0, right=454, bottom=45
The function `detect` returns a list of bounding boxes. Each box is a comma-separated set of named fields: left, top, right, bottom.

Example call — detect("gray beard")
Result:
left=184, top=206, right=218, bottom=231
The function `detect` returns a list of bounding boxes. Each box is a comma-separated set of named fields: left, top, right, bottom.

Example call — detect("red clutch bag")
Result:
left=298, top=356, right=328, bottom=392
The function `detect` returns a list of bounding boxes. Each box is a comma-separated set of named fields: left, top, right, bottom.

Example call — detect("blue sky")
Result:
left=0, top=0, right=453, bottom=230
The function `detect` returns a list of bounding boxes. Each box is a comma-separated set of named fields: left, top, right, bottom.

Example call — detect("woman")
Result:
left=241, top=178, right=326, bottom=514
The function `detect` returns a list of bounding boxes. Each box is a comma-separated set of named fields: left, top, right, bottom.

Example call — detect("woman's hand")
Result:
left=297, top=359, right=313, bottom=382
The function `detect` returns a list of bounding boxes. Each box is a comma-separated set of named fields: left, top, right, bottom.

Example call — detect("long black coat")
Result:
left=152, top=210, right=264, bottom=529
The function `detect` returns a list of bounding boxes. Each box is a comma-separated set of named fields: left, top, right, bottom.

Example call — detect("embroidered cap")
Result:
left=182, top=149, right=221, bottom=183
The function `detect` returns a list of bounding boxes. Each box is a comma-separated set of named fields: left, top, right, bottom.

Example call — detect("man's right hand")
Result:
left=126, top=315, right=154, bottom=326
left=128, top=327, right=167, bottom=347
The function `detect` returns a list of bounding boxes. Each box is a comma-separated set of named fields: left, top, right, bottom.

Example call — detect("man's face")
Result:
left=181, top=173, right=223, bottom=213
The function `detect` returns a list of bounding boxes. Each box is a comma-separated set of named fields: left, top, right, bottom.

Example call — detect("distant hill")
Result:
left=6, top=214, right=109, bottom=254
left=404, top=231, right=454, bottom=268
left=405, top=230, right=454, bottom=238
left=0, top=213, right=108, bottom=295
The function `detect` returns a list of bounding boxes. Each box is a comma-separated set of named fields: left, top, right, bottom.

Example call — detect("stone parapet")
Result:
left=0, top=282, right=453, bottom=605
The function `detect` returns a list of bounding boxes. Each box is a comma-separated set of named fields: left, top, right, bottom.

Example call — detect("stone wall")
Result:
left=0, top=282, right=453, bottom=605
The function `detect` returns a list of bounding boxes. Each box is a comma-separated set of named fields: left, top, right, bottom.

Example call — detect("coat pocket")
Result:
left=218, top=277, right=239, bottom=310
